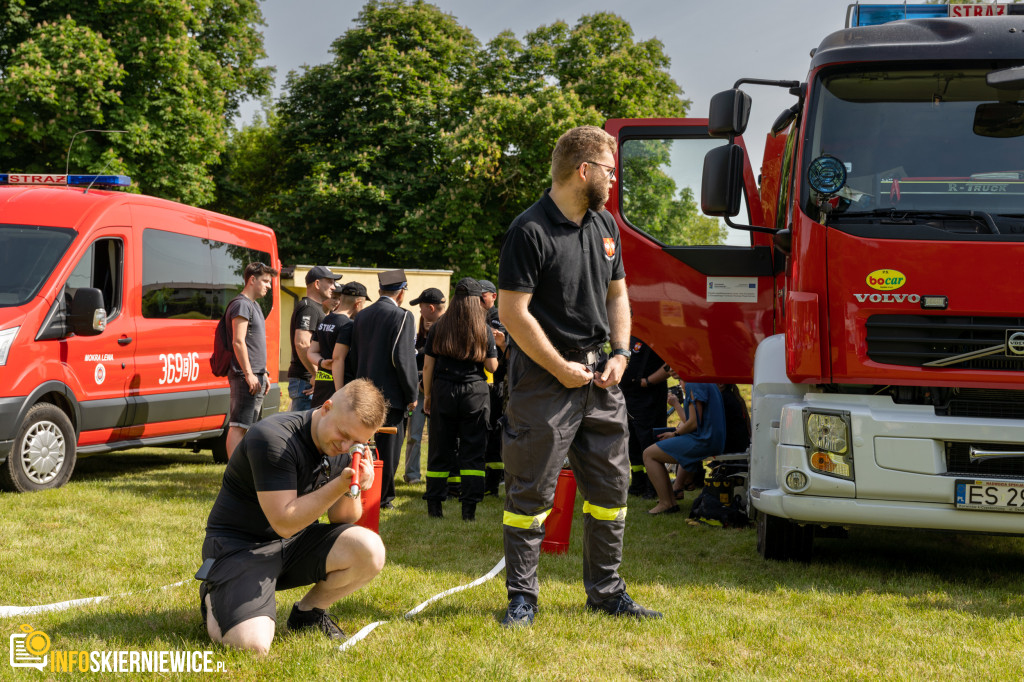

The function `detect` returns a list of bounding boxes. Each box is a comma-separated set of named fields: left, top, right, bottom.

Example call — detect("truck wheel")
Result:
left=0, top=403, right=77, bottom=492
left=210, top=433, right=229, bottom=464
left=757, top=511, right=813, bottom=562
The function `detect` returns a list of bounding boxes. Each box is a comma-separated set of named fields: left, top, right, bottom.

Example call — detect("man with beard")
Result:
left=497, top=125, right=662, bottom=627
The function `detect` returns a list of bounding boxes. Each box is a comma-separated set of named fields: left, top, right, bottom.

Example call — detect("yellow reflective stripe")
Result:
left=582, top=501, right=627, bottom=522
left=486, top=462, right=505, bottom=470
left=447, top=476, right=461, bottom=483
left=630, top=464, right=646, bottom=473
left=503, top=508, right=552, bottom=530
left=315, top=369, right=333, bottom=382
left=425, top=471, right=449, bottom=478
left=461, top=469, right=485, bottom=477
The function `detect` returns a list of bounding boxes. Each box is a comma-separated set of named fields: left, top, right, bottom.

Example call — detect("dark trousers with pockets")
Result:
left=424, top=377, right=490, bottom=503
left=501, top=345, right=630, bottom=605
left=377, top=406, right=406, bottom=506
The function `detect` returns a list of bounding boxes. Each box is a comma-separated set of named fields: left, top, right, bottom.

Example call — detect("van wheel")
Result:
left=1, top=403, right=77, bottom=492
left=210, top=433, right=229, bottom=464
left=756, top=511, right=813, bottom=562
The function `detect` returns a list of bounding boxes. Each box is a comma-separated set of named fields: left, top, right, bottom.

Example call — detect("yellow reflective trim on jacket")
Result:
left=460, top=469, right=485, bottom=477
left=447, top=476, right=461, bottom=483
left=503, top=508, right=552, bottom=530
left=425, top=471, right=449, bottom=478
left=315, top=369, right=333, bottom=382
left=582, top=501, right=627, bottom=522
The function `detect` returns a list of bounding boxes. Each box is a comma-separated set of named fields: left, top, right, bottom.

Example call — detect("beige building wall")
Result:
left=278, top=265, right=453, bottom=380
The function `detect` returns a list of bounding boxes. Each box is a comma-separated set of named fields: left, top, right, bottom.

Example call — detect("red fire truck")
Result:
left=0, top=174, right=280, bottom=491
left=607, top=5, right=1024, bottom=560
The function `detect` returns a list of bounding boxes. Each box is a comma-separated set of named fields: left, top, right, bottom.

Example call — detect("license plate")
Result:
left=955, top=479, right=1024, bottom=513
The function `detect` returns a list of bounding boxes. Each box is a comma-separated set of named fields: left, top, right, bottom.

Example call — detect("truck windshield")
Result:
left=0, top=225, right=76, bottom=307
left=802, top=66, right=1024, bottom=237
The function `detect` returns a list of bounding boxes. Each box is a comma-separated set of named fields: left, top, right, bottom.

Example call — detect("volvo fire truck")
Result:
left=606, top=4, right=1024, bottom=560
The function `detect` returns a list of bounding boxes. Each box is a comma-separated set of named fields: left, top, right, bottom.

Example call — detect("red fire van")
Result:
left=0, top=174, right=280, bottom=491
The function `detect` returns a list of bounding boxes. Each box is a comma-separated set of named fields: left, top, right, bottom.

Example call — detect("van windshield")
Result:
left=0, top=224, right=76, bottom=307
left=803, top=66, right=1024, bottom=237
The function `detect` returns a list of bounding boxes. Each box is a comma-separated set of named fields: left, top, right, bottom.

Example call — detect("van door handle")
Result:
left=117, top=336, right=132, bottom=346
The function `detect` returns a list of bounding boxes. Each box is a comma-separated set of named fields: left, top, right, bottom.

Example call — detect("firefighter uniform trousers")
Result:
left=424, top=377, right=490, bottom=503
left=502, top=345, right=629, bottom=604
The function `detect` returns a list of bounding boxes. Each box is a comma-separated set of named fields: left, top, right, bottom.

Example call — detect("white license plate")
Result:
left=955, top=479, right=1024, bottom=513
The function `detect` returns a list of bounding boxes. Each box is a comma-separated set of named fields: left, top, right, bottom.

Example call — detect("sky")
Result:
left=237, top=0, right=867, bottom=245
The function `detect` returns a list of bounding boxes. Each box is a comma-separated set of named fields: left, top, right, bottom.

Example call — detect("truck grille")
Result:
left=937, top=388, right=1024, bottom=421
left=865, top=314, right=1024, bottom=371
left=945, top=442, right=1024, bottom=480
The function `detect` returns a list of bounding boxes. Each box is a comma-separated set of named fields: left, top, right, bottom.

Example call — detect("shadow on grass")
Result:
left=72, top=449, right=223, bottom=501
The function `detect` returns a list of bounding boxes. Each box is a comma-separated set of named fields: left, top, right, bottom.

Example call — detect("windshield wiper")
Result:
left=831, top=209, right=1000, bottom=233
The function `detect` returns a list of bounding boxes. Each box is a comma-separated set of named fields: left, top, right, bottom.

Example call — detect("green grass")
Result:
left=2, top=444, right=1024, bottom=681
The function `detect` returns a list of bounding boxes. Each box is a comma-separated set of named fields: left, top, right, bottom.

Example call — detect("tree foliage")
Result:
left=213, top=1, right=721, bottom=277
left=0, top=0, right=271, bottom=205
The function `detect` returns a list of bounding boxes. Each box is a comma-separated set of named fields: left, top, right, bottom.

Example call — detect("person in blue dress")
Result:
left=642, top=382, right=725, bottom=514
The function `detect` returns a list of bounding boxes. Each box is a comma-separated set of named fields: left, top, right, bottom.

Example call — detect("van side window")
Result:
left=142, top=229, right=271, bottom=320
left=66, top=238, right=123, bottom=320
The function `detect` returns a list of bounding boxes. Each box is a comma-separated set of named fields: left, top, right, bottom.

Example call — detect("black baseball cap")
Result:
left=306, top=265, right=341, bottom=285
left=410, top=287, right=446, bottom=306
left=478, top=279, right=497, bottom=294
left=337, top=281, right=372, bottom=301
left=455, top=277, right=483, bottom=298
left=378, top=269, right=408, bottom=291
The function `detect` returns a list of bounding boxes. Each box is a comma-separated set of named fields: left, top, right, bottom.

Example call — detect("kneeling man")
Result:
left=200, top=379, right=388, bottom=654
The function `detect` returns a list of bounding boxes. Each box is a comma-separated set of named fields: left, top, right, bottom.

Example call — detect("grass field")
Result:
left=2, top=439, right=1024, bottom=681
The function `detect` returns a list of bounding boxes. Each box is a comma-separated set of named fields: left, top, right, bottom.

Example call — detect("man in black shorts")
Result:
left=497, top=125, right=661, bottom=627
left=200, top=379, right=388, bottom=654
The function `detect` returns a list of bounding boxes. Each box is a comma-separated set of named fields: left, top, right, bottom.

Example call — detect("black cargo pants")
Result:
left=501, top=345, right=630, bottom=605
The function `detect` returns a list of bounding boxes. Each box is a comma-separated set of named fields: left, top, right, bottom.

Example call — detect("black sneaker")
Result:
left=427, top=500, right=443, bottom=518
left=500, top=595, right=537, bottom=628
left=461, top=502, right=476, bottom=521
left=287, top=603, right=346, bottom=640
left=586, top=592, right=662, bottom=620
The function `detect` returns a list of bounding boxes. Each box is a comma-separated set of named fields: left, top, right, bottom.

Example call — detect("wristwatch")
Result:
left=611, top=348, right=631, bottom=362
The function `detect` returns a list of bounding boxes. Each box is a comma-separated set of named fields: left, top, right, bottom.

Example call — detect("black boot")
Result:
left=462, top=501, right=476, bottom=521
left=484, top=468, right=503, bottom=496
left=427, top=500, right=443, bottom=518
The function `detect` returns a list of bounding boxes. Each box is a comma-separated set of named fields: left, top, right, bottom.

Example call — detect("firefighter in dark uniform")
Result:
left=480, top=279, right=507, bottom=496
left=341, top=269, right=418, bottom=510
left=497, top=125, right=662, bottom=627
left=620, top=336, right=670, bottom=498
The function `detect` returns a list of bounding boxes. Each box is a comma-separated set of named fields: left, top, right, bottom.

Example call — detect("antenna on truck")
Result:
left=65, top=129, right=128, bottom=192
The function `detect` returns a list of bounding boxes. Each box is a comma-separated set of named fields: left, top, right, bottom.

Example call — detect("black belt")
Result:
left=559, top=346, right=603, bottom=365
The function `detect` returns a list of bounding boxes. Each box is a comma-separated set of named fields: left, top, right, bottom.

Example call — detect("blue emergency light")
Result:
left=0, top=173, right=132, bottom=189
left=847, top=3, right=1024, bottom=27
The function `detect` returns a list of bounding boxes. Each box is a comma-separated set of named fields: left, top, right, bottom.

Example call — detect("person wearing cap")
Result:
left=288, top=266, right=341, bottom=412
left=307, top=281, right=371, bottom=409
left=497, top=125, right=661, bottom=627
left=342, top=269, right=418, bottom=509
left=421, top=278, right=498, bottom=521
left=403, top=287, right=447, bottom=485
left=479, top=279, right=497, bottom=311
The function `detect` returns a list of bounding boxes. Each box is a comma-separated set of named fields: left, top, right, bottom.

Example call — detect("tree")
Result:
left=0, top=0, right=271, bottom=205
left=215, top=3, right=716, bottom=277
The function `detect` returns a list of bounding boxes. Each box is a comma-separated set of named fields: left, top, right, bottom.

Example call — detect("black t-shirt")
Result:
left=499, top=189, right=625, bottom=351
left=204, top=411, right=352, bottom=542
left=313, top=312, right=351, bottom=371
left=288, top=297, right=325, bottom=380
left=425, top=324, right=498, bottom=383
left=621, top=336, right=669, bottom=415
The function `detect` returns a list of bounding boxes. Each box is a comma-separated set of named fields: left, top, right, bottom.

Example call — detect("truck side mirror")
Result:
left=701, top=144, right=745, bottom=217
left=709, top=89, right=752, bottom=138
left=69, top=288, right=106, bottom=336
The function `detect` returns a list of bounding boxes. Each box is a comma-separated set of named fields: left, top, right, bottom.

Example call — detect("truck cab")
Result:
left=0, top=174, right=280, bottom=491
left=608, top=8, right=1024, bottom=560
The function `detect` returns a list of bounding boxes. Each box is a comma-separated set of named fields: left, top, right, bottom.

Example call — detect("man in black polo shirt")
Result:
left=497, top=125, right=662, bottom=627
left=200, top=379, right=387, bottom=654
left=288, top=265, right=340, bottom=412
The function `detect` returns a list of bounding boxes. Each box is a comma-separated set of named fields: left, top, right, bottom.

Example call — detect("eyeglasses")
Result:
left=579, top=160, right=616, bottom=182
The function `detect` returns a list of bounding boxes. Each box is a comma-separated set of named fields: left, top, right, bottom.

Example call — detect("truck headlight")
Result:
left=804, top=409, right=853, bottom=479
left=0, top=326, right=19, bottom=365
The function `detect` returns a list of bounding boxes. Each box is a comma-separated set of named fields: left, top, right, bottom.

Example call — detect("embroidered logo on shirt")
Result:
left=632, top=341, right=642, bottom=353
left=603, top=237, right=616, bottom=260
